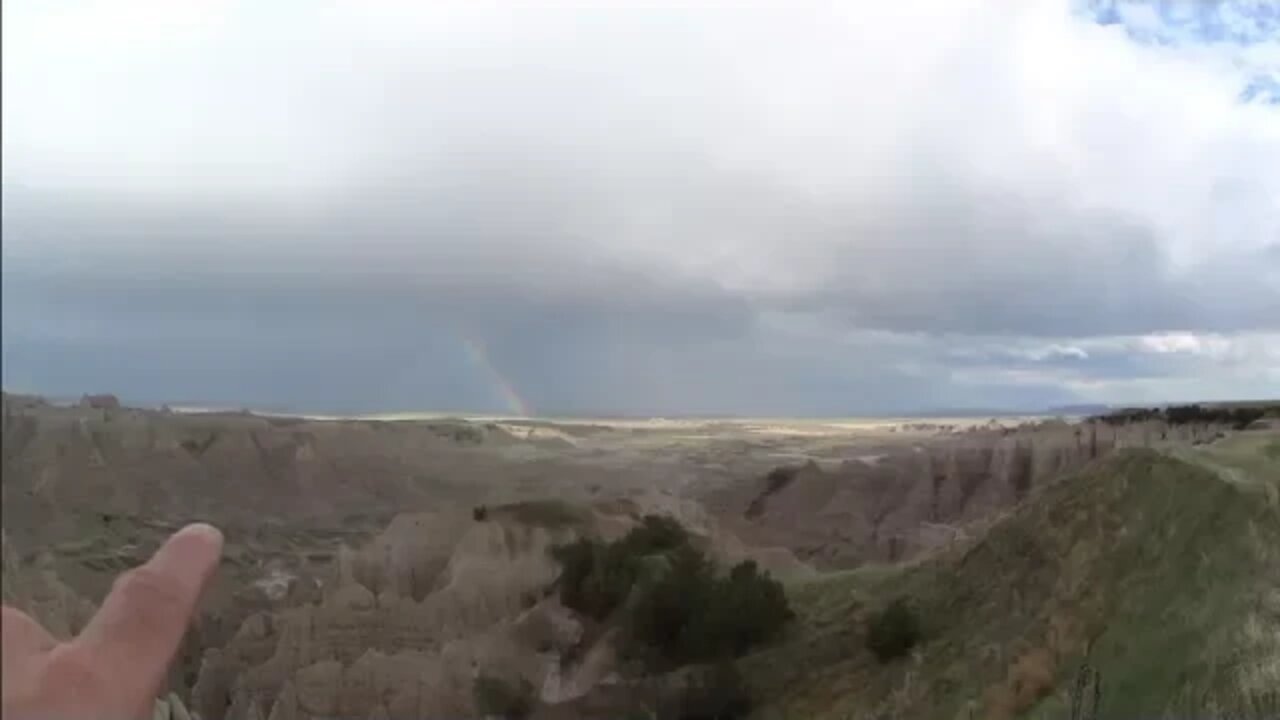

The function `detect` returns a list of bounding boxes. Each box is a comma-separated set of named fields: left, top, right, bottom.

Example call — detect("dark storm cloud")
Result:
left=763, top=188, right=1280, bottom=337
left=7, top=168, right=1277, bottom=350
left=3, top=166, right=1278, bottom=414
left=1, top=193, right=757, bottom=413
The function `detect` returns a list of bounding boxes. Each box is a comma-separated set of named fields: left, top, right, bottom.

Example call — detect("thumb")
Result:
left=2, top=607, right=57, bottom=702
left=1, top=606, right=56, bottom=661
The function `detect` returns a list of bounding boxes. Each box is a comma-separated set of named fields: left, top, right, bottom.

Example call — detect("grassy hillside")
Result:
left=744, top=437, right=1279, bottom=719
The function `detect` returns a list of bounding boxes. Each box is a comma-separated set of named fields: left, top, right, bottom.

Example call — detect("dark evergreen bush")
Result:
left=865, top=597, right=921, bottom=663
left=552, top=516, right=793, bottom=667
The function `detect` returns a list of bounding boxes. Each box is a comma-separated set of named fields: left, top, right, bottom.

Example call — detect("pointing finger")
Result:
left=75, top=524, right=222, bottom=697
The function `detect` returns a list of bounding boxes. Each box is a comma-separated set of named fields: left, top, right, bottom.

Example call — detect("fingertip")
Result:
left=177, top=522, right=224, bottom=551
left=146, top=523, right=224, bottom=590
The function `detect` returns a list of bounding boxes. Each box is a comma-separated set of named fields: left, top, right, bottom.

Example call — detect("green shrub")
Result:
left=865, top=597, right=921, bottom=663
left=551, top=515, right=691, bottom=620
left=629, top=554, right=792, bottom=667
left=551, top=537, right=622, bottom=619
left=628, top=545, right=715, bottom=665
left=473, top=674, right=534, bottom=719
left=712, top=559, right=795, bottom=656
left=473, top=505, right=489, bottom=522
left=617, top=514, right=689, bottom=556
left=551, top=516, right=793, bottom=668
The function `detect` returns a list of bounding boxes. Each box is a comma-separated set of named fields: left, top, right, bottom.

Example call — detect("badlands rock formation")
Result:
left=3, top=392, right=1247, bottom=718
left=713, top=419, right=1218, bottom=567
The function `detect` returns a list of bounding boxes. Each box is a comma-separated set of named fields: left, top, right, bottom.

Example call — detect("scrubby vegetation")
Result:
left=745, top=464, right=803, bottom=518
left=864, top=597, right=921, bottom=663
left=551, top=515, right=793, bottom=668
left=493, top=499, right=586, bottom=529
left=427, top=421, right=485, bottom=444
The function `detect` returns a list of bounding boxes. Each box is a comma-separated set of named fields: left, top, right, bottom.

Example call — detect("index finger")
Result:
left=74, top=524, right=223, bottom=695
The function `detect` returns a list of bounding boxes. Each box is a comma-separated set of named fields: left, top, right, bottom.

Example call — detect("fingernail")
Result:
left=180, top=523, right=224, bottom=548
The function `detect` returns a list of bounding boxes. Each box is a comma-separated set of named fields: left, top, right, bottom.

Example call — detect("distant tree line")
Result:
left=1091, top=403, right=1277, bottom=430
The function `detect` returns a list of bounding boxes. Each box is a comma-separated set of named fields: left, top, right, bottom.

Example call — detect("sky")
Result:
left=2, top=0, right=1278, bottom=416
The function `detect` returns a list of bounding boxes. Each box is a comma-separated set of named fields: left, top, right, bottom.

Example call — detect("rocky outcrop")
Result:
left=347, top=511, right=471, bottom=602
left=185, top=492, right=789, bottom=719
left=189, top=511, right=595, bottom=720
left=720, top=421, right=1174, bottom=568
left=0, top=534, right=97, bottom=640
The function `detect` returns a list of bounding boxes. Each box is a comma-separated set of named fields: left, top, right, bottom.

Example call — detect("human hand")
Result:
left=2, top=524, right=223, bottom=720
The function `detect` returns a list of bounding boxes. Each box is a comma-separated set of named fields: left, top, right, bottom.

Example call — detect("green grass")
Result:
left=1171, top=430, right=1280, bottom=506
left=744, top=443, right=1280, bottom=720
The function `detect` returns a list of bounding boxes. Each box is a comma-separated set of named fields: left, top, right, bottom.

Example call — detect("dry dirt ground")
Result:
left=0, top=393, right=1244, bottom=719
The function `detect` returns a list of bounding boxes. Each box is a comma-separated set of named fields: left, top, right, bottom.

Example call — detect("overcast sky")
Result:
left=2, top=0, right=1278, bottom=416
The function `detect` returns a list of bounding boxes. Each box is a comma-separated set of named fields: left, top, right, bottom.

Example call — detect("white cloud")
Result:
left=1138, top=332, right=1226, bottom=357
left=1021, top=344, right=1091, bottom=361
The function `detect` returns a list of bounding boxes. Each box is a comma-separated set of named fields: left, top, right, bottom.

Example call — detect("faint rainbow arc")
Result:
left=460, top=336, right=532, bottom=417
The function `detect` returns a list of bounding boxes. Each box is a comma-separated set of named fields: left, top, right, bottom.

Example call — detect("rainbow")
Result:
left=460, top=335, right=532, bottom=417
